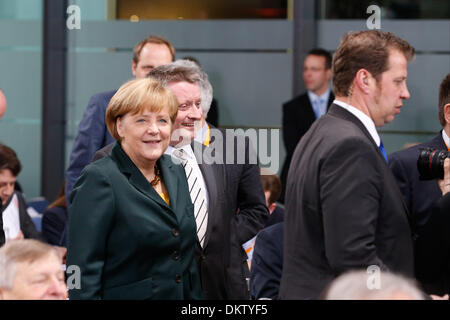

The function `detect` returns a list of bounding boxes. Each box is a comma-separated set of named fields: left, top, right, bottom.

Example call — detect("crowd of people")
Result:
left=1, top=29, right=450, bottom=301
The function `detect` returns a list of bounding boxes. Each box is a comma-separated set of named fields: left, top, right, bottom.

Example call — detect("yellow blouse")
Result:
left=158, top=191, right=170, bottom=205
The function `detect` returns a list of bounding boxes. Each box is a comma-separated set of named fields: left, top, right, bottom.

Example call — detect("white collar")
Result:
left=308, top=88, right=331, bottom=103
left=442, top=130, right=450, bottom=149
left=333, top=99, right=381, bottom=147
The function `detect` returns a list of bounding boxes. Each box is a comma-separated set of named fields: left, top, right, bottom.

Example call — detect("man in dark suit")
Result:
left=151, top=61, right=269, bottom=299
left=280, top=49, right=334, bottom=203
left=251, top=222, right=283, bottom=300
left=279, top=30, right=416, bottom=300
left=0, top=143, right=42, bottom=246
left=389, top=73, right=450, bottom=295
left=93, top=60, right=269, bottom=299
left=65, top=36, right=175, bottom=203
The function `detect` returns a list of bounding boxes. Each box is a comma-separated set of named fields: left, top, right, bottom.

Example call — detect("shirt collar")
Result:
left=442, top=129, right=450, bottom=149
left=333, top=99, right=381, bottom=147
left=308, top=88, right=331, bottom=104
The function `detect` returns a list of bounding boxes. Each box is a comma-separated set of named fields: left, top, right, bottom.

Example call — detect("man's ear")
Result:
left=444, top=104, right=450, bottom=125
left=131, top=61, right=137, bottom=77
left=355, top=69, right=371, bottom=94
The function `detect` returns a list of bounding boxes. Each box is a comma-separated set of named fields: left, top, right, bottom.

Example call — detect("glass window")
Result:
left=320, top=0, right=450, bottom=19
left=116, top=0, right=288, bottom=20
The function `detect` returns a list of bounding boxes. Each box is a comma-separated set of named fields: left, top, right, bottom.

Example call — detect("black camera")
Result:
left=417, top=147, right=450, bottom=180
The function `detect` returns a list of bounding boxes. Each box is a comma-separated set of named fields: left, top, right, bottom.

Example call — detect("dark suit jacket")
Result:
left=280, top=92, right=334, bottom=203
left=42, top=206, right=68, bottom=246
left=92, top=128, right=269, bottom=300
left=265, top=206, right=284, bottom=228
left=193, top=129, right=269, bottom=299
left=0, top=191, right=42, bottom=246
left=422, top=192, right=450, bottom=295
left=65, top=90, right=117, bottom=204
left=251, top=222, right=283, bottom=300
left=389, top=133, right=449, bottom=295
left=67, top=143, right=203, bottom=300
left=279, top=104, right=415, bottom=300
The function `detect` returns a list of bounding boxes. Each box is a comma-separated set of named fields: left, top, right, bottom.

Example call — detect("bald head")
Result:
left=0, top=89, right=6, bottom=119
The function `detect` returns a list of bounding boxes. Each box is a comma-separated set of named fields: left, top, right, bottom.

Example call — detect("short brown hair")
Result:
left=0, top=239, right=60, bottom=289
left=0, top=143, right=21, bottom=176
left=106, top=78, right=179, bottom=141
left=133, top=35, right=175, bottom=64
left=261, top=174, right=282, bottom=205
left=438, top=73, right=450, bottom=127
left=308, top=48, right=332, bottom=70
left=332, top=30, right=415, bottom=96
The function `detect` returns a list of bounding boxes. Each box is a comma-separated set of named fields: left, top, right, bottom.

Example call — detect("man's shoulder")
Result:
left=389, top=134, right=443, bottom=165
left=283, top=92, right=309, bottom=109
left=257, top=222, right=284, bottom=247
left=89, top=89, right=118, bottom=104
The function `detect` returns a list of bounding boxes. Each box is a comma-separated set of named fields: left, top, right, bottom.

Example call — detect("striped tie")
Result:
left=175, top=149, right=208, bottom=247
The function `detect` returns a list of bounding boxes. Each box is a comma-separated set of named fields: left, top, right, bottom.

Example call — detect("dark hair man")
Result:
left=389, top=73, right=450, bottom=296
left=279, top=30, right=416, bottom=299
left=280, top=48, right=334, bottom=203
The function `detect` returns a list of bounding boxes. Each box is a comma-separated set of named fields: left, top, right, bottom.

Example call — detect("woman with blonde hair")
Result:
left=67, top=78, right=202, bottom=300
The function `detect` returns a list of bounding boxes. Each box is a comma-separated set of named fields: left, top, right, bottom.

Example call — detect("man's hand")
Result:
left=438, top=158, right=450, bottom=195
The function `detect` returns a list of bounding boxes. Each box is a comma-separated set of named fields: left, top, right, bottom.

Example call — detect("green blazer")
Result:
left=67, top=143, right=203, bottom=300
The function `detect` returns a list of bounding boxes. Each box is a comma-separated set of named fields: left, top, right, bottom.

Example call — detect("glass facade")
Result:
left=0, top=0, right=43, bottom=199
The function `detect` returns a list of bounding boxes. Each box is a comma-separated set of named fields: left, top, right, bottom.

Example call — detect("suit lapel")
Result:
left=192, top=141, right=219, bottom=249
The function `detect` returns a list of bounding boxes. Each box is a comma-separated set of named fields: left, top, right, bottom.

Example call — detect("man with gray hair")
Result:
left=93, top=59, right=268, bottom=299
left=149, top=60, right=268, bottom=299
left=0, top=239, right=67, bottom=300
left=322, top=270, right=426, bottom=300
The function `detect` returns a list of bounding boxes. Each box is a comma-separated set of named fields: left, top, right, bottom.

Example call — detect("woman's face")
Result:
left=117, top=107, right=172, bottom=168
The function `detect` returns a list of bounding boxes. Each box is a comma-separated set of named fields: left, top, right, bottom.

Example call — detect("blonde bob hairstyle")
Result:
left=106, top=78, right=178, bottom=142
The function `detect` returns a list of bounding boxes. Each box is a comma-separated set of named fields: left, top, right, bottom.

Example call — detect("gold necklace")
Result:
left=150, top=165, right=160, bottom=186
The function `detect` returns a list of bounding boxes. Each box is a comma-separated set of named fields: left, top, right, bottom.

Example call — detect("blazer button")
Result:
left=172, top=250, right=180, bottom=260
left=172, top=229, right=179, bottom=237
left=175, top=274, right=182, bottom=283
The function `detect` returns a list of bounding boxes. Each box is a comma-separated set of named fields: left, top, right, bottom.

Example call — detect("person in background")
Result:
left=280, top=49, right=334, bottom=203
left=0, top=89, right=6, bottom=120
left=261, top=173, right=284, bottom=228
left=0, top=143, right=42, bottom=246
left=321, top=270, right=426, bottom=300
left=42, top=184, right=68, bottom=247
left=67, top=78, right=202, bottom=300
left=388, top=73, right=450, bottom=295
left=0, top=239, right=67, bottom=300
